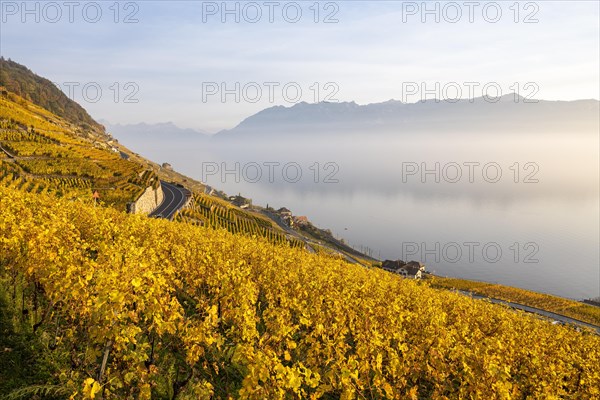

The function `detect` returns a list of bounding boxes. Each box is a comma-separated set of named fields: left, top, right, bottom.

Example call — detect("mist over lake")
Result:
left=110, top=128, right=600, bottom=300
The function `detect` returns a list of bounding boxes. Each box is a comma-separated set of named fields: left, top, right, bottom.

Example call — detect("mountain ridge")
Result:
left=215, top=95, right=600, bottom=138
left=100, top=120, right=209, bottom=137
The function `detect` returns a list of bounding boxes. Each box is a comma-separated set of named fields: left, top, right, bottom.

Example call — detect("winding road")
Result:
left=150, top=181, right=190, bottom=220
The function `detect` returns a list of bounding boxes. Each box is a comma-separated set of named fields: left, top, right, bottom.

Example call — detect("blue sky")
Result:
left=1, top=1, right=599, bottom=131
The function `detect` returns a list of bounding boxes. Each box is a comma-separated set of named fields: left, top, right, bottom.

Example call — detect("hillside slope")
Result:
left=0, top=78, right=333, bottom=252
left=1, top=185, right=599, bottom=398
left=0, top=59, right=371, bottom=257
left=0, top=57, right=105, bottom=135
left=0, top=89, right=159, bottom=210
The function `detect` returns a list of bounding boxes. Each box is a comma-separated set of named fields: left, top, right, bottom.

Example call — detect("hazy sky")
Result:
left=1, top=1, right=599, bottom=131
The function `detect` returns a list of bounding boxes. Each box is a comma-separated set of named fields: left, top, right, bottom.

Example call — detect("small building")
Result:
left=276, top=207, right=293, bottom=225
left=278, top=207, right=292, bottom=218
left=293, top=216, right=309, bottom=227
left=162, top=163, right=173, bottom=171
left=230, top=195, right=252, bottom=208
left=382, top=260, right=425, bottom=279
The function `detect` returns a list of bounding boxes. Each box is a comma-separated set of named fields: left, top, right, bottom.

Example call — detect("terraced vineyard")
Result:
left=177, top=193, right=305, bottom=248
left=2, top=185, right=600, bottom=399
left=0, top=90, right=158, bottom=209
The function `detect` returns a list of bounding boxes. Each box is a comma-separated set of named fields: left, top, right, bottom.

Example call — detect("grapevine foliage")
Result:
left=1, top=186, right=599, bottom=399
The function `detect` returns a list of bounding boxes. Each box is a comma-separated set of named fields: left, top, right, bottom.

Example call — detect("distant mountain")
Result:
left=101, top=121, right=209, bottom=164
left=215, top=95, right=600, bottom=139
left=101, top=121, right=209, bottom=141
left=0, top=57, right=105, bottom=134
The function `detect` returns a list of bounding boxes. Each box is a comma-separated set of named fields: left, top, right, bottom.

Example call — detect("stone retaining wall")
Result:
left=129, top=184, right=164, bottom=215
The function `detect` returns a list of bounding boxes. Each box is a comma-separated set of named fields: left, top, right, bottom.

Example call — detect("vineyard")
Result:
left=428, top=276, right=600, bottom=327
left=177, top=193, right=305, bottom=248
left=1, top=185, right=599, bottom=399
left=0, top=91, right=159, bottom=209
